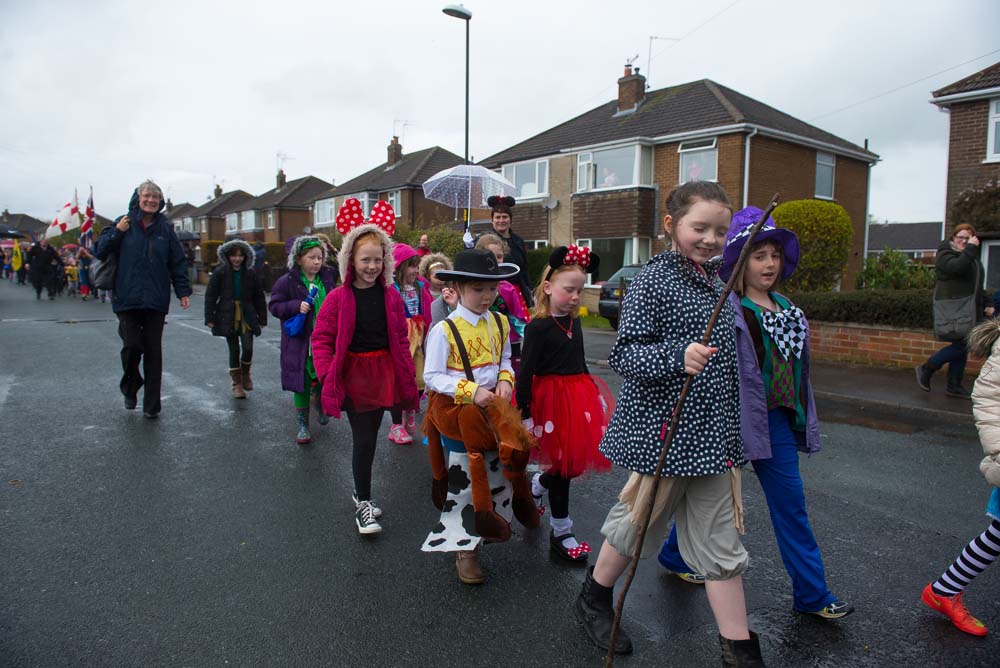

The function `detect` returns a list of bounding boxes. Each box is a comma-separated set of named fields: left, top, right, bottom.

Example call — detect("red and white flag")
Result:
left=46, top=190, right=81, bottom=239
left=80, top=187, right=95, bottom=249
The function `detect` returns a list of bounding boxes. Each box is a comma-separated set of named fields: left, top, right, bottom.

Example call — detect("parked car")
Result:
left=598, top=264, right=642, bottom=330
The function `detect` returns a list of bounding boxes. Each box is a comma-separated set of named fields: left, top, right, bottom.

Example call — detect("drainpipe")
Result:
left=742, top=127, right=758, bottom=207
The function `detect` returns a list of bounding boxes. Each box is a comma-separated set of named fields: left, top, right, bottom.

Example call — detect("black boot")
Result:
left=946, top=383, right=971, bottom=399
left=915, top=364, right=935, bottom=392
left=719, top=631, right=765, bottom=667
left=574, top=566, right=633, bottom=655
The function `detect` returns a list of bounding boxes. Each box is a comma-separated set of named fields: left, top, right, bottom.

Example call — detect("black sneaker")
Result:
left=352, top=492, right=383, bottom=518
left=946, top=385, right=971, bottom=399
left=915, top=365, right=933, bottom=392
left=142, top=411, right=159, bottom=419
left=124, top=396, right=138, bottom=410
left=355, top=500, right=382, bottom=535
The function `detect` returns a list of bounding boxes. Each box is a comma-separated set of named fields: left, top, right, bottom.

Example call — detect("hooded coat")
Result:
left=391, top=242, right=433, bottom=332
left=968, top=322, right=1000, bottom=487
left=95, top=189, right=192, bottom=314
left=311, top=224, right=418, bottom=419
left=267, top=236, right=338, bottom=393
left=204, top=239, right=268, bottom=337
left=933, top=239, right=988, bottom=341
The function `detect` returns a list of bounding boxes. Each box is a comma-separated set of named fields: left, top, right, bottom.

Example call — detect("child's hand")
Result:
left=442, top=287, right=458, bottom=307
left=495, top=380, right=512, bottom=400
left=299, top=301, right=312, bottom=314
left=684, top=343, right=718, bottom=375
left=473, top=386, right=494, bottom=407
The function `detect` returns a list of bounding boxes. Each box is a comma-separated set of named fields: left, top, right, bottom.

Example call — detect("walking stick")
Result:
left=604, top=193, right=781, bottom=668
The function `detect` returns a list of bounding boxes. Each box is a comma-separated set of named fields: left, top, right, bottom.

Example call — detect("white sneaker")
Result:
left=355, top=500, right=382, bottom=535
left=352, top=492, right=383, bottom=518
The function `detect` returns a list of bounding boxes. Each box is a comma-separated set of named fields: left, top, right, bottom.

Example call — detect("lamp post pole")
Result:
left=443, top=4, right=473, bottom=234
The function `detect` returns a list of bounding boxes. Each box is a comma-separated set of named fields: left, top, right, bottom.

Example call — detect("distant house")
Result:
left=480, top=66, right=879, bottom=286
left=2, top=209, right=46, bottom=237
left=309, top=137, right=478, bottom=232
left=227, top=170, right=331, bottom=244
left=185, top=185, right=255, bottom=244
left=165, top=200, right=196, bottom=233
left=866, top=222, right=943, bottom=261
left=930, top=61, right=1000, bottom=285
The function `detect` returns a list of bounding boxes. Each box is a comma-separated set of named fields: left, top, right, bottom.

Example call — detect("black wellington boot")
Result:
left=719, top=631, right=765, bottom=667
left=574, top=566, right=633, bottom=655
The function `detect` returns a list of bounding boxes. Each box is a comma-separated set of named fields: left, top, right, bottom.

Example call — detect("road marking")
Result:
left=0, top=375, right=12, bottom=412
left=174, top=321, right=213, bottom=336
left=160, top=372, right=231, bottom=419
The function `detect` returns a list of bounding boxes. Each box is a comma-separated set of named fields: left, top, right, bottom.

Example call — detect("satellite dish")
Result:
left=541, top=197, right=559, bottom=210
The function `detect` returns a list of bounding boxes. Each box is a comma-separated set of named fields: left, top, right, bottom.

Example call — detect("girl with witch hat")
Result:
left=656, top=206, right=854, bottom=621
left=517, top=245, right=615, bottom=563
left=311, top=198, right=418, bottom=535
left=268, top=236, right=338, bottom=445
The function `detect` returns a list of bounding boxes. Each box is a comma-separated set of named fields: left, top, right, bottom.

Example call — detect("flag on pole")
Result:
left=11, top=237, right=23, bottom=271
left=46, top=190, right=81, bottom=239
left=81, top=186, right=95, bottom=249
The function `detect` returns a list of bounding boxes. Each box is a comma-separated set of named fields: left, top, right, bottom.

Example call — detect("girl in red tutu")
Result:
left=516, top=245, right=614, bottom=563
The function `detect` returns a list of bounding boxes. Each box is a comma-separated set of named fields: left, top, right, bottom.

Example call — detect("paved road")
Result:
left=1, top=281, right=998, bottom=667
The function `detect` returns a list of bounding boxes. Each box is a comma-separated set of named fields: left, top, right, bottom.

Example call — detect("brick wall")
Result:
left=810, top=320, right=982, bottom=376
left=944, top=100, right=1000, bottom=229
left=652, top=133, right=744, bottom=209
left=572, top=188, right=657, bottom=239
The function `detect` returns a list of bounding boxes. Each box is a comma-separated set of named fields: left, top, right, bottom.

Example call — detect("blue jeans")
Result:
left=658, top=409, right=836, bottom=612
left=927, top=341, right=967, bottom=387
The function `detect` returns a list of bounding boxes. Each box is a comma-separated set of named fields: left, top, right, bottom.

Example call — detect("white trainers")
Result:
left=355, top=500, right=382, bottom=535
left=352, top=492, right=383, bottom=518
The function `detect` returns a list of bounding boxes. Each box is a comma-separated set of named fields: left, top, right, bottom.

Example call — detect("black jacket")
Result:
left=27, top=244, right=59, bottom=280
left=477, top=228, right=533, bottom=306
left=205, top=240, right=267, bottom=337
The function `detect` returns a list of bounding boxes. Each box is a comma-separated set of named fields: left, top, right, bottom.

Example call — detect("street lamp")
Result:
left=442, top=4, right=472, bottom=166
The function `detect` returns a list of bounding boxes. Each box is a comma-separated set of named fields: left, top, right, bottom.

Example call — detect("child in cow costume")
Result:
left=421, top=249, right=540, bottom=584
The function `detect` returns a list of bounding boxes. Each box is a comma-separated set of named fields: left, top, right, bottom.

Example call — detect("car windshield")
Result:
left=607, top=266, right=641, bottom=283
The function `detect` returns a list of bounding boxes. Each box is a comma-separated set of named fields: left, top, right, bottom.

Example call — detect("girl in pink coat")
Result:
left=311, top=198, right=418, bottom=536
left=389, top=242, right=434, bottom=443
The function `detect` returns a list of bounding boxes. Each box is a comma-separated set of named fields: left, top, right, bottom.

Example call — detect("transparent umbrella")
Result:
left=422, top=164, right=517, bottom=245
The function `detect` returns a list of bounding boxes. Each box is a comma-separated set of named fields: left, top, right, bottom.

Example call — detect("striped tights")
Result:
left=932, top=519, right=1000, bottom=597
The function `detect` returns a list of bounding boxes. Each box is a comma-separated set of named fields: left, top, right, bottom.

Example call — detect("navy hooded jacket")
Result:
left=95, top=188, right=192, bottom=313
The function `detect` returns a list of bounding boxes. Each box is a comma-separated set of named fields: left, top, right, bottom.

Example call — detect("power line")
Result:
left=809, top=47, right=1000, bottom=121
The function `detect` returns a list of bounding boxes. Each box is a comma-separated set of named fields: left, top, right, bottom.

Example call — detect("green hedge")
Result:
left=201, top=240, right=223, bottom=270
left=264, top=241, right=285, bottom=267
left=772, top=199, right=852, bottom=292
left=790, top=289, right=933, bottom=329
left=527, top=246, right=553, bottom=287
left=392, top=225, right=466, bottom=259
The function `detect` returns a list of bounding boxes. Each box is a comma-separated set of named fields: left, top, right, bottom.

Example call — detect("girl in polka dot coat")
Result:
left=576, top=182, right=766, bottom=665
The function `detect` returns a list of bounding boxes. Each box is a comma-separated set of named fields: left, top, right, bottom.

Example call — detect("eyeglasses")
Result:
left=955, top=235, right=972, bottom=242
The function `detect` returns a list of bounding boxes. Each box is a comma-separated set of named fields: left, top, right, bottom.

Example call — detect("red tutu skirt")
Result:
left=343, top=350, right=399, bottom=412
left=530, top=373, right=614, bottom=478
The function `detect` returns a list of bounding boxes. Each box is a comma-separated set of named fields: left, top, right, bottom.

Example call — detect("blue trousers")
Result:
left=927, top=341, right=967, bottom=387
left=658, top=409, right=835, bottom=612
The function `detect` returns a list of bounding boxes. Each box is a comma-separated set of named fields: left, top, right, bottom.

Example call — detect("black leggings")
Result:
left=347, top=405, right=385, bottom=501
left=225, top=331, right=254, bottom=368
left=539, top=473, right=570, bottom=519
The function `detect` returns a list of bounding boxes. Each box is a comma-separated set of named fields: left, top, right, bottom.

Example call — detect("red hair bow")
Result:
left=563, top=244, right=591, bottom=269
left=335, top=197, right=396, bottom=236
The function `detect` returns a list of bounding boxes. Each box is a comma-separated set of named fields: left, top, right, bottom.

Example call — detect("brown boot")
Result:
left=229, top=369, right=247, bottom=399
left=455, top=549, right=485, bottom=585
left=240, top=362, right=253, bottom=391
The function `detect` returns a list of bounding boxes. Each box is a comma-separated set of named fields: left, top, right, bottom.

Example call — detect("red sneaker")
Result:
left=921, top=584, right=988, bottom=636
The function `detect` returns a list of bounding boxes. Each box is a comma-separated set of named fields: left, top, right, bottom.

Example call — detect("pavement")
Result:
left=2, top=281, right=999, bottom=668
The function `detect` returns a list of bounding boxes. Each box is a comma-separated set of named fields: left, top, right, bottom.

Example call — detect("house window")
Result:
left=525, top=239, right=548, bottom=250
left=200, top=219, right=206, bottom=234
left=182, top=217, right=193, bottom=232
left=226, top=213, right=239, bottom=233
left=345, top=192, right=378, bottom=217
left=241, top=210, right=257, bottom=231
left=267, top=210, right=275, bottom=230
left=576, top=237, right=650, bottom=284
left=678, top=138, right=718, bottom=183
left=577, top=146, right=653, bottom=192
left=815, top=151, right=836, bottom=199
left=386, top=190, right=401, bottom=214
left=988, top=98, right=1000, bottom=161
left=314, top=199, right=336, bottom=227
left=502, top=159, right=549, bottom=198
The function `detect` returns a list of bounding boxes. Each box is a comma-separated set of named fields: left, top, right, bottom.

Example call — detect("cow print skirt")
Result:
left=421, top=450, right=513, bottom=553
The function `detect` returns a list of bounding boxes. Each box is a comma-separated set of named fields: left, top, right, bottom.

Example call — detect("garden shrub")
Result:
left=790, top=289, right=933, bottom=329
left=392, top=225, right=466, bottom=259
left=951, top=178, right=1000, bottom=233
left=264, top=242, right=286, bottom=267
left=772, top=199, right=852, bottom=292
left=855, top=249, right=935, bottom=290
left=201, top=240, right=223, bottom=270
left=527, top=246, right=553, bottom=286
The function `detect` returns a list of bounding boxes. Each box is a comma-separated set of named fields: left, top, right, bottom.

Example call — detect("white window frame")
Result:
left=313, top=198, right=336, bottom=227
left=240, top=210, right=258, bottom=231
left=574, top=236, right=650, bottom=287
left=345, top=192, right=378, bottom=217
left=525, top=239, right=548, bottom=250
left=225, top=213, right=239, bottom=233
left=988, top=97, right=1000, bottom=163
left=200, top=219, right=207, bottom=234
left=182, top=217, right=193, bottom=232
left=502, top=159, right=550, bottom=199
left=386, top=190, right=401, bottom=215
left=576, top=145, right=652, bottom=193
left=677, top=138, right=718, bottom=184
left=267, top=210, right=275, bottom=230
left=815, top=151, right=836, bottom=199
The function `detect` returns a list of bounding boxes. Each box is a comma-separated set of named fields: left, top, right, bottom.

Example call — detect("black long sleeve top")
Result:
left=516, top=315, right=589, bottom=419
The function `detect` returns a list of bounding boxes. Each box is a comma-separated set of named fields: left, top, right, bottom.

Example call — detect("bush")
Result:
left=790, top=289, right=933, bottom=329
left=201, top=240, right=223, bottom=270
left=392, top=225, right=466, bottom=259
left=952, top=178, right=1000, bottom=233
left=855, top=249, right=935, bottom=290
left=264, top=241, right=286, bottom=267
left=527, top=246, right=553, bottom=287
left=772, top=199, right=853, bottom=292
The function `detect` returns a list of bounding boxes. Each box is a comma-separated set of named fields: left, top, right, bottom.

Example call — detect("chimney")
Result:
left=276, top=168, right=287, bottom=189
left=213, top=184, right=223, bottom=198
left=166, top=198, right=173, bottom=212
left=387, top=136, right=403, bottom=167
left=617, top=64, right=646, bottom=114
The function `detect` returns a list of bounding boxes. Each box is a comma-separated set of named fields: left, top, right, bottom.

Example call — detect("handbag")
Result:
left=90, top=252, right=117, bottom=291
left=283, top=284, right=320, bottom=337
left=933, top=260, right=979, bottom=340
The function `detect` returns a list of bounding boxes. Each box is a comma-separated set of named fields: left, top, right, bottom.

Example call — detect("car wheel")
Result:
left=608, top=317, right=618, bottom=330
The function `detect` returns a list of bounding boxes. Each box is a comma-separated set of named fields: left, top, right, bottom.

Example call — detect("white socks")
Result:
left=551, top=516, right=580, bottom=550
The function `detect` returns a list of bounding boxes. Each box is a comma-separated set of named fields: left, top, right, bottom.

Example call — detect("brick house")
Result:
left=930, top=61, right=1000, bottom=286
left=480, top=66, right=879, bottom=288
left=228, top=171, right=331, bottom=243
left=186, top=185, right=255, bottom=244
left=308, top=137, right=487, bottom=232
left=865, top=221, right=943, bottom=262
left=165, top=200, right=196, bottom=233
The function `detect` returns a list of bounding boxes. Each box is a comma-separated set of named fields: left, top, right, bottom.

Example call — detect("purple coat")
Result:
left=268, top=266, right=338, bottom=393
left=733, top=291, right=821, bottom=460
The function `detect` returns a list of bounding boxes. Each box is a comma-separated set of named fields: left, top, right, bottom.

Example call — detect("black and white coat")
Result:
left=598, top=251, right=743, bottom=477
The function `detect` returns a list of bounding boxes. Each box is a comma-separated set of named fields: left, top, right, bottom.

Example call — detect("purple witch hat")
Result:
left=720, top=206, right=799, bottom=281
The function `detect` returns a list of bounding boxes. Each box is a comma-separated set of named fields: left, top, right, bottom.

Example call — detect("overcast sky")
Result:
left=1, top=0, right=997, bottom=225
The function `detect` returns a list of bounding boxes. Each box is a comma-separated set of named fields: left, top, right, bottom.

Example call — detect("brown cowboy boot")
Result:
left=229, top=369, right=247, bottom=399
left=455, top=549, right=485, bottom=585
left=240, top=362, right=253, bottom=391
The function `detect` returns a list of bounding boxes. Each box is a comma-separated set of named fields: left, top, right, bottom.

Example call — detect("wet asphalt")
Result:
left=1, top=280, right=998, bottom=667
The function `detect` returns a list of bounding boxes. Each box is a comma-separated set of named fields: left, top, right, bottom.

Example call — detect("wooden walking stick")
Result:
left=604, top=193, right=781, bottom=668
